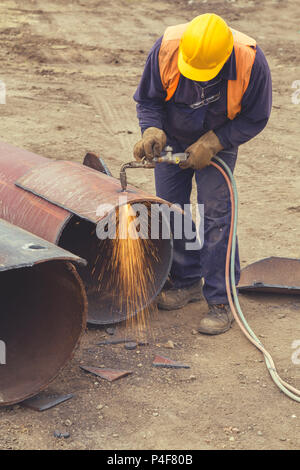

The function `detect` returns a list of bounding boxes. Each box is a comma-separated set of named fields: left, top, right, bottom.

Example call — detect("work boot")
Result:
left=156, top=279, right=203, bottom=310
left=198, top=304, right=234, bottom=335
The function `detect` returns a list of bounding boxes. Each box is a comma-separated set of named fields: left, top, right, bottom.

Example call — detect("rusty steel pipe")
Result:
left=0, top=142, right=173, bottom=325
left=0, top=219, right=87, bottom=406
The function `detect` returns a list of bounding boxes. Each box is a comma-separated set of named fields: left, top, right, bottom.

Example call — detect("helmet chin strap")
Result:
left=193, top=80, right=210, bottom=87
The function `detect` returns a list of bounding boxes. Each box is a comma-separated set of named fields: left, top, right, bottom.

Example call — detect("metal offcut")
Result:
left=238, top=257, right=300, bottom=294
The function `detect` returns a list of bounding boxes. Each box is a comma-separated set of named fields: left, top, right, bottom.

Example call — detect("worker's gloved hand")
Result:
left=133, top=127, right=167, bottom=161
left=180, top=131, right=223, bottom=171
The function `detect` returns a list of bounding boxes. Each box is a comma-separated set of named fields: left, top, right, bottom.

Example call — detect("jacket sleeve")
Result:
left=214, top=46, right=272, bottom=149
left=133, top=37, right=167, bottom=134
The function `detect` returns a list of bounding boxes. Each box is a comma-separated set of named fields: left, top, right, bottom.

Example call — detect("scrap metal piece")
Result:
left=238, top=257, right=300, bottom=294
left=80, top=365, right=133, bottom=381
left=21, top=393, right=73, bottom=411
left=97, top=338, right=134, bottom=346
left=152, top=355, right=190, bottom=369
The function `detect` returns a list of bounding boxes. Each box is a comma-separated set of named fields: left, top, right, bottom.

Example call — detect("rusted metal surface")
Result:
left=0, top=220, right=87, bottom=406
left=83, top=152, right=112, bottom=176
left=16, top=160, right=168, bottom=223
left=0, top=141, right=173, bottom=325
left=80, top=365, right=133, bottom=382
left=0, top=141, right=71, bottom=244
left=238, top=257, right=300, bottom=294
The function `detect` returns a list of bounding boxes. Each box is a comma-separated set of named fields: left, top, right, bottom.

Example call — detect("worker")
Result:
left=133, top=13, right=272, bottom=335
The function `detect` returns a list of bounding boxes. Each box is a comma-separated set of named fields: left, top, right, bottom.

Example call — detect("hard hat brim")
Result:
left=178, top=47, right=230, bottom=82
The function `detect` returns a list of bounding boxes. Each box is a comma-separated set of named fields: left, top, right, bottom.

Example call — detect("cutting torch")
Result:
left=119, top=146, right=189, bottom=191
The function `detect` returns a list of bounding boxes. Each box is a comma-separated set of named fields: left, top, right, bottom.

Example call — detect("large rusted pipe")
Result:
left=0, top=142, right=172, bottom=325
left=0, top=219, right=87, bottom=406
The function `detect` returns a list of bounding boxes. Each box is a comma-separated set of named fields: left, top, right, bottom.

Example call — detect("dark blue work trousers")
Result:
left=155, top=149, right=240, bottom=305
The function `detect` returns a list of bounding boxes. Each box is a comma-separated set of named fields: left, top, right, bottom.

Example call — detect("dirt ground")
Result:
left=0, top=0, right=300, bottom=451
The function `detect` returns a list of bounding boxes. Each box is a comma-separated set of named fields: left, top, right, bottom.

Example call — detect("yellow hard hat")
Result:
left=178, top=13, right=234, bottom=82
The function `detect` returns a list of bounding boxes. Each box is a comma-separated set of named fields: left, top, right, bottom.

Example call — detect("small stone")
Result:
left=189, top=375, right=196, bottom=381
left=232, top=427, right=240, bottom=433
left=137, top=363, right=143, bottom=367
left=65, top=419, right=72, bottom=427
left=257, top=431, right=263, bottom=436
left=164, top=340, right=175, bottom=349
left=125, top=342, right=137, bottom=350
left=105, top=327, right=115, bottom=335
left=113, top=433, right=119, bottom=438
left=279, top=437, right=286, bottom=441
left=153, top=412, right=159, bottom=417
left=191, top=329, right=198, bottom=335
left=96, top=404, right=104, bottom=410
left=138, top=341, right=149, bottom=346
left=54, top=430, right=70, bottom=439
left=229, top=436, right=235, bottom=441
left=291, top=414, right=297, bottom=418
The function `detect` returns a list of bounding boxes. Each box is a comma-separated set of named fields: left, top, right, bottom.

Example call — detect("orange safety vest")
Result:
left=158, top=23, right=257, bottom=120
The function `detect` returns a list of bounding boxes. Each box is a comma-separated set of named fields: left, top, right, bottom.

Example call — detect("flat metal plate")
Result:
left=16, top=160, right=167, bottom=224
left=238, top=257, right=300, bottom=294
left=0, top=218, right=86, bottom=271
left=152, top=355, right=190, bottom=369
left=80, top=365, right=132, bottom=382
left=21, top=393, right=73, bottom=411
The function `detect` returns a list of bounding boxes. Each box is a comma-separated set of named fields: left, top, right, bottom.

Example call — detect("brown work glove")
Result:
left=133, top=127, right=167, bottom=161
left=179, top=130, right=223, bottom=171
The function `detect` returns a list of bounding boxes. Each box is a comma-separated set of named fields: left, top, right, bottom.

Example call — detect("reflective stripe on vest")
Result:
left=158, top=23, right=257, bottom=120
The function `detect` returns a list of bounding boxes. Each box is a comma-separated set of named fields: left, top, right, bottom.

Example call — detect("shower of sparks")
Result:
left=93, top=203, right=160, bottom=338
